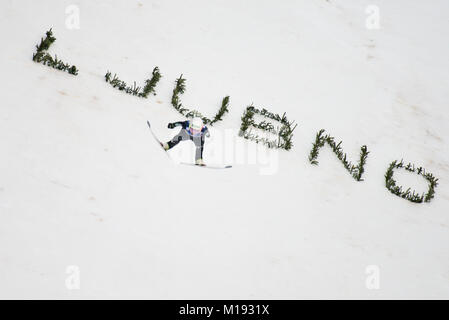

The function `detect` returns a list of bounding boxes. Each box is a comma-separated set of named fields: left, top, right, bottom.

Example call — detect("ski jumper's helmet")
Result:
left=190, top=117, right=204, bottom=129
left=189, top=117, right=204, bottom=135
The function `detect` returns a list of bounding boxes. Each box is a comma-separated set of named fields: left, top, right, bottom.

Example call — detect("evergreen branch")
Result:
left=353, top=145, right=369, bottom=181
left=308, top=129, right=326, bottom=165
left=239, top=104, right=297, bottom=150
left=105, top=66, right=161, bottom=98
left=32, top=28, right=78, bottom=75
left=171, top=74, right=186, bottom=112
left=210, top=96, right=230, bottom=125
left=141, top=66, right=162, bottom=98
left=385, top=160, right=439, bottom=203
left=239, top=105, right=256, bottom=135
left=33, top=28, right=56, bottom=59
left=170, top=75, right=230, bottom=125
left=307, top=129, right=369, bottom=181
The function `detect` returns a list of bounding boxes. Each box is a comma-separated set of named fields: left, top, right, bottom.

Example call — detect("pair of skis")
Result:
left=146, top=121, right=232, bottom=170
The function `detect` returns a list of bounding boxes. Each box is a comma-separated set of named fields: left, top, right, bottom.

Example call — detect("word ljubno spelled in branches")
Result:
left=32, top=28, right=440, bottom=204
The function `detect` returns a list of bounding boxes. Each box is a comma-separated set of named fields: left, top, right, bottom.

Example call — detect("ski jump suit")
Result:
left=167, top=120, right=210, bottom=162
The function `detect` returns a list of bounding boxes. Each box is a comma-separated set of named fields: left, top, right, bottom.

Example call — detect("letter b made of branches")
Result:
left=239, top=104, right=297, bottom=151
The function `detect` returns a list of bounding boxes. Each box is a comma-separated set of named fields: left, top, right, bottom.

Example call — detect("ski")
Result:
left=180, top=162, right=232, bottom=169
left=146, top=120, right=171, bottom=158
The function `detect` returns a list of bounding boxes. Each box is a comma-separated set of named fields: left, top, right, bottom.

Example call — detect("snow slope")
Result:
left=0, top=0, right=448, bottom=299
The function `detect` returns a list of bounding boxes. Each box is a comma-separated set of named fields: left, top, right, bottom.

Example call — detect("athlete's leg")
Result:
left=165, top=129, right=190, bottom=149
left=192, top=136, right=205, bottom=163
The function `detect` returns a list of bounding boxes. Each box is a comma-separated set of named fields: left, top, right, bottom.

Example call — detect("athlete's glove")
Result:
left=205, top=132, right=210, bottom=138
left=167, top=123, right=175, bottom=129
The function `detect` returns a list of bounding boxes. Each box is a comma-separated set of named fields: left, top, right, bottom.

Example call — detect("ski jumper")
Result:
left=167, top=120, right=209, bottom=161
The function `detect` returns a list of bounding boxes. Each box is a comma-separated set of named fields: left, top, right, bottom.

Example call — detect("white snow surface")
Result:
left=0, top=0, right=449, bottom=299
